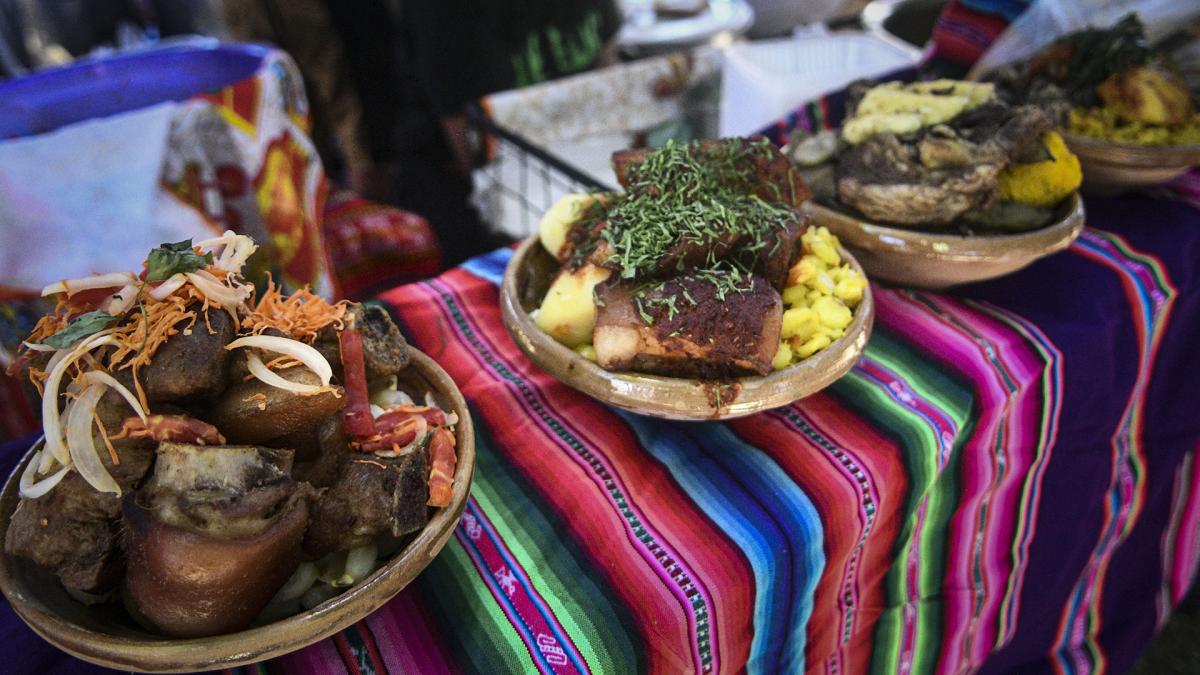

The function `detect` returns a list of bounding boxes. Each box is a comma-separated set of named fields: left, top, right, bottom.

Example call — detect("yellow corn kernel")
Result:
left=834, top=275, right=867, bottom=307
left=809, top=271, right=835, bottom=294
left=813, top=240, right=841, bottom=267
left=787, top=255, right=825, bottom=286
left=781, top=307, right=820, bottom=341
left=782, top=285, right=809, bottom=307
left=794, top=334, right=832, bottom=359
left=772, top=342, right=793, bottom=371
left=575, top=344, right=597, bottom=361
left=813, top=296, right=853, bottom=330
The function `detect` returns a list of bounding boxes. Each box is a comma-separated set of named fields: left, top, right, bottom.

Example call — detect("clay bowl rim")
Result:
left=0, top=348, right=475, bottom=673
left=810, top=191, right=1085, bottom=265
left=499, top=236, right=875, bottom=421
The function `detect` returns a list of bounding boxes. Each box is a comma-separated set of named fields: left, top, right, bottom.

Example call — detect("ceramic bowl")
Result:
left=1062, top=133, right=1200, bottom=194
left=500, top=236, right=874, bottom=420
left=0, top=349, right=475, bottom=673
left=810, top=192, right=1085, bottom=290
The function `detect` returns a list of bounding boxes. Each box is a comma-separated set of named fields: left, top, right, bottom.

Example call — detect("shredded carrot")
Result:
left=242, top=392, right=268, bottom=403
left=93, top=413, right=120, bottom=465
left=352, top=458, right=388, bottom=469
left=264, top=355, right=303, bottom=371
left=25, top=301, right=71, bottom=344
left=242, top=278, right=347, bottom=342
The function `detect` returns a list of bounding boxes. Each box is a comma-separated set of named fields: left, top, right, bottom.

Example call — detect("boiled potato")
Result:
left=539, top=193, right=600, bottom=260
left=533, top=264, right=611, bottom=348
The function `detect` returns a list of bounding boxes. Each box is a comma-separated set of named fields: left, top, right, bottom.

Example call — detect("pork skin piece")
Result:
left=593, top=274, right=783, bottom=378
left=612, top=139, right=812, bottom=207
left=124, top=442, right=316, bottom=637
left=304, top=450, right=430, bottom=557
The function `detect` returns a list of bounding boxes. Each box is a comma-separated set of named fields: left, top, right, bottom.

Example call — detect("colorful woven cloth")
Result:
left=321, top=189, right=442, bottom=301
left=3, top=188, right=1200, bottom=674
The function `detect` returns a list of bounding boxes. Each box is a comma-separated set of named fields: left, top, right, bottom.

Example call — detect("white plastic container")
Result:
left=719, top=32, right=920, bottom=137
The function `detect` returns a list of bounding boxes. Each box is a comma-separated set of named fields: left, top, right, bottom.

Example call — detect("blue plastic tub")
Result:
left=0, top=43, right=270, bottom=139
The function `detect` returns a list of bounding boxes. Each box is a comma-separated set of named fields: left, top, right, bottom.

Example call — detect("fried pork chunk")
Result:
left=593, top=274, right=783, bottom=378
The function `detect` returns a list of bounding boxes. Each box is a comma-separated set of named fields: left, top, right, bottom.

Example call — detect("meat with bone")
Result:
left=124, top=442, right=316, bottom=637
left=304, top=450, right=429, bottom=558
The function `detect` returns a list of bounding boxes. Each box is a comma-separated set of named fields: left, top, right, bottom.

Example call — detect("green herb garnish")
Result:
left=42, top=310, right=117, bottom=349
left=146, top=239, right=214, bottom=281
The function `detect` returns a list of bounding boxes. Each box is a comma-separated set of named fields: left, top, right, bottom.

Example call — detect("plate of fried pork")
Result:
left=0, top=234, right=473, bottom=671
left=501, top=138, right=874, bottom=420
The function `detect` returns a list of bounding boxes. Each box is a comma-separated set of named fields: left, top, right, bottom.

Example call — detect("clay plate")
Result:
left=0, top=349, right=475, bottom=673
left=500, top=237, right=875, bottom=420
left=810, top=192, right=1085, bottom=290
left=1062, top=133, right=1200, bottom=194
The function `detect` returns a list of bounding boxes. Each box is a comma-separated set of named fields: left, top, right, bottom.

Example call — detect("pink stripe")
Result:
left=369, top=590, right=455, bottom=674
left=969, top=301, right=1064, bottom=648
left=467, top=499, right=590, bottom=672
left=421, top=278, right=714, bottom=672
left=456, top=499, right=582, bottom=674
left=880, top=291, right=1050, bottom=675
left=1170, top=447, right=1200, bottom=605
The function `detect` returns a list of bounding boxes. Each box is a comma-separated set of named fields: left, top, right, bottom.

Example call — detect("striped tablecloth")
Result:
left=4, top=188, right=1200, bottom=675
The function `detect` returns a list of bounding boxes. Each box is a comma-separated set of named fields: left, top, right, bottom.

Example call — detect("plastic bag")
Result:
left=972, top=0, right=1200, bottom=76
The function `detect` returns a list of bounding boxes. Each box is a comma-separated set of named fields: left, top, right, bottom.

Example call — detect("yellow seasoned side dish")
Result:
left=774, top=227, right=866, bottom=370
left=539, top=193, right=602, bottom=259
left=998, top=132, right=1082, bottom=208
left=841, top=80, right=995, bottom=145
left=1068, top=106, right=1200, bottom=147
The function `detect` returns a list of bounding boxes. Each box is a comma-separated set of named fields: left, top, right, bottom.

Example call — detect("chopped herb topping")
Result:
left=600, top=139, right=800, bottom=280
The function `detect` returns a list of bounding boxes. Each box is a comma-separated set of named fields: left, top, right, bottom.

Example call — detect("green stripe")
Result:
left=831, top=329, right=977, bottom=675
left=470, top=414, right=643, bottom=673
left=417, top=537, right=534, bottom=673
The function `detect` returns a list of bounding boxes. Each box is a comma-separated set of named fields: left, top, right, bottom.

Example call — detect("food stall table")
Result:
left=3, top=174, right=1200, bottom=673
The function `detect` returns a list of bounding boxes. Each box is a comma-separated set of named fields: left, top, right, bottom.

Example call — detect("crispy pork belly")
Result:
left=593, top=274, right=783, bottom=378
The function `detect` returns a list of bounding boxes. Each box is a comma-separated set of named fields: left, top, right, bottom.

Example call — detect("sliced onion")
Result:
left=272, top=562, right=318, bottom=603
left=66, top=383, right=120, bottom=495
left=104, top=283, right=140, bottom=315
left=20, top=437, right=72, bottom=499
left=194, top=230, right=240, bottom=250
left=21, top=342, right=56, bottom=352
left=79, top=370, right=147, bottom=422
left=246, top=352, right=326, bottom=395
left=185, top=270, right=251, bottom=311
left=227, top=335, right=333, bottom=385
left=42, top=331, right=115, bottom=465
left=149, top=274, right=187, bottom=301
left=41, top=272, right=137, bottom=297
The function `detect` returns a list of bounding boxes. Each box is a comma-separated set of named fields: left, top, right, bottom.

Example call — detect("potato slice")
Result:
left=533, top=264, right=611, bottom=348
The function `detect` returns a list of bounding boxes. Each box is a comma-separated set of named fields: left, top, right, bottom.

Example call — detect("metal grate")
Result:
left=467, top=107, right=613, bottom=238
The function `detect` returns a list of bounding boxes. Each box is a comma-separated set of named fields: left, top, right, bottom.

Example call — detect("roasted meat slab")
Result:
left=593, top=273, right=783, bottom=378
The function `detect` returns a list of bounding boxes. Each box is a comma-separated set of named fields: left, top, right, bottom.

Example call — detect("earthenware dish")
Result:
left=810, top=191, right=1085, bottom=289
left=1062, top=133, right=1200, bottom=194
left=0, top=349, right=475, bottom=673
left=500, top=236, right=875, bottom=420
